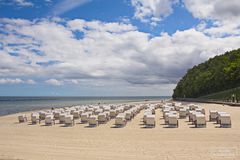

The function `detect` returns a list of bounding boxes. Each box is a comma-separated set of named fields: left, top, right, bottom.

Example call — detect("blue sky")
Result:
left=0, top=0, right=240, bottom=96
left=0, top=0, right=199, bottom=35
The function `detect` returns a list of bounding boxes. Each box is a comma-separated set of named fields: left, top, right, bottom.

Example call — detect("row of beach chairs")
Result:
left=209, top=110, right=231, bottom=127
left=17, top=102, right=232, bottom=128
left=161, top=102, right=231, bottom=128
left=18, top=104, right=145, bottom=127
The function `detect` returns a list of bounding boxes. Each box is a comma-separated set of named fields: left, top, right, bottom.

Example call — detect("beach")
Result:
left=0, top=101, right=240, bottom=160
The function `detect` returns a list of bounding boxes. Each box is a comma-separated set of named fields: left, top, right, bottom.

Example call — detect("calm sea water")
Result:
left=0, top=96, right=170, bottom=116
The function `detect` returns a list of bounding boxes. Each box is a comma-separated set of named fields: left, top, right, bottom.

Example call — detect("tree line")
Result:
left=173, top=48, right=240, bottom=98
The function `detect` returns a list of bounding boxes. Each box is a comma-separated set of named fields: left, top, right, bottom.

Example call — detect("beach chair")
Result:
left=143, top=111, right=152, bottom=124
left=189, top=104, right=198, bottom=110
left=72, top=110, right=80, bottom=119
left=39, top=111, right=47, bottom=120
left=115, top=113, right=127, bottom=127
left=164, top=112, right=171, bottom=124
left=18, top=114, right=27, bottom=123
left=146, top=114, right=156, bottom=127
left=70, top=108, right=76, bottom=115
left=192, top=112, right=202, bottom=124
left=194, top=114, right=206, bottom=128
left=163, top=109, right=170, bottom=118
left=88, top=115, right=98, bottom=126
left=168, top=114, right=178, bottom=128
left=31, top=113, right=40, bottom=124
left=53, top=111, right=61, bottom=120
left=216, top=111, right=226, bottom=124
left=81, top=112, right=91, bottom=123
left=174, top=103, right=182, bottom=111
left=98, top=112, right=107, bottom=124
left=125, top=111, right=133, bottom=121
left=103, top=106, right=111, bottom=112
left=65, top=115, right=74, bottom=126
left=110, top=109, right=117, bottom=118
left=95, top=109, right=103, bottom=115
left=200, top=108, right=205, bottom=114
left=87, top=108, right=94, bottom=112
left=179, top=108, right=187, bottom=118
left=188, top=111, right=195, bottom=122
left=209, top=110, right=218, bottom=121
left=45, top=115, right=55, bottom=125
left=219, top=113, right=231, bottom=128
left=59, top=113, right=66, bottom=124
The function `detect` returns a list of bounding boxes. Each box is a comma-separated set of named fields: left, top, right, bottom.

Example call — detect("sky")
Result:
left=0, top=0, right=240, bottom=96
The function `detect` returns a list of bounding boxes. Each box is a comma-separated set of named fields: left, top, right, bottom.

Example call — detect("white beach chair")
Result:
left=110, top=109, right=117, bottom=118
left=168, top=114, right=178, bottom=128
left=219, top=113, right=231, bottom=128
left=143, top=111, right=152, bottom=124
left=125, top=111, right=133, bottom=121
left=88, top=115, right=98, bottom=126
left=209, top=110, right=218, bottom=121
left=72, top=110, right=80, bottom=119
left=31, top=113, right=40, bottom=124
left=188, top=111, right=196, bottom=122
left=115, top=113, right=127, bottom=127
left=53, top=111, right=61, bottom=120
left=18, top=114, right=27, bottom=123
left=179, top=108, right=187, bottom=118
left=192, top=112, right=202, bottom=124
left=59, top=113, right=66, bottom=124
left=65, top=115, right=74, bottom=126
left=146, top=114, right=156, bottom=127
left=216, top=111, right=226, bottom=124
left=39, top=111, right=47, bottom=120
left=189, top=104, right=198, bottom=110
left=95, top=109, right=103, bottom=115
left=194, top=114, right=206, bottom=128
left=81, top=112, right=91, bottom=123
left=98, top=112, right=107, bottom=124
left=45, top=115, right=55, bottom=125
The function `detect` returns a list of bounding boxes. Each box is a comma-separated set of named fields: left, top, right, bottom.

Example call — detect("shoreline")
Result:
left=0, top=97, right=170, bottom=117
left=0, top=99, right=169, bottom=117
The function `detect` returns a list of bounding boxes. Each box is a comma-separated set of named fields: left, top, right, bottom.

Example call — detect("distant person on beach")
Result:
left=232, top=94, right=235, bottom=102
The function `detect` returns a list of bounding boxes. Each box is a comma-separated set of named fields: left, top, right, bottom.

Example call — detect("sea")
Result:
left=0, top=96, right=170, bottom=116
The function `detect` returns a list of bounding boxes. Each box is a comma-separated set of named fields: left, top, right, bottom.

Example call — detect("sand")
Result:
left=0, top=101, right=240, bottom=160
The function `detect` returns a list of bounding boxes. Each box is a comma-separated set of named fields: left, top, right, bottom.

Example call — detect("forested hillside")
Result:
left=173, top=48, right=240, bottom=98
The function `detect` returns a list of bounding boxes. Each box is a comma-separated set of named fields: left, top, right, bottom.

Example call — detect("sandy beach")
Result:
left=0, top=101, right=240, bottom=160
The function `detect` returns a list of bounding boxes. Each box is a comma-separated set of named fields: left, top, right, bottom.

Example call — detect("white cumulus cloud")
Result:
left=184, top=0, right=240, bottom=37
left=45, top=79, right=63, bottom=86
left=131, top=0, right=179, bottom=25
left=0, top=17, right=240, bottom=95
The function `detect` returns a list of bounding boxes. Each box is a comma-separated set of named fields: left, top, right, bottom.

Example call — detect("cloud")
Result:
left=51, top=0, right=92, bottom=16
left=0, top=17, right=240, bottom=95
left=26, top=79, right=36, bottom=84
left=1, top=0, right=34, bottom=7
left=0, top=78, right=23, bottom=84
left=184, top=0, right=240, bottom=37
left=15, top=0, right=33, bottom=7
left=45, top=79, right=63, bottom=86
left=131, top=0, right=179, bottom=25
left=0, top=78, right=35, bottom=84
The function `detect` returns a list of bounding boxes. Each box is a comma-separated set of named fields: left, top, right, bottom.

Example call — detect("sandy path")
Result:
left=0, top=102, right=240, bottom=160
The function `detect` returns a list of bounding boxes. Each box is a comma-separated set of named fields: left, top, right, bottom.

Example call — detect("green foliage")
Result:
left=173, top=48, right=240, bottom=98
